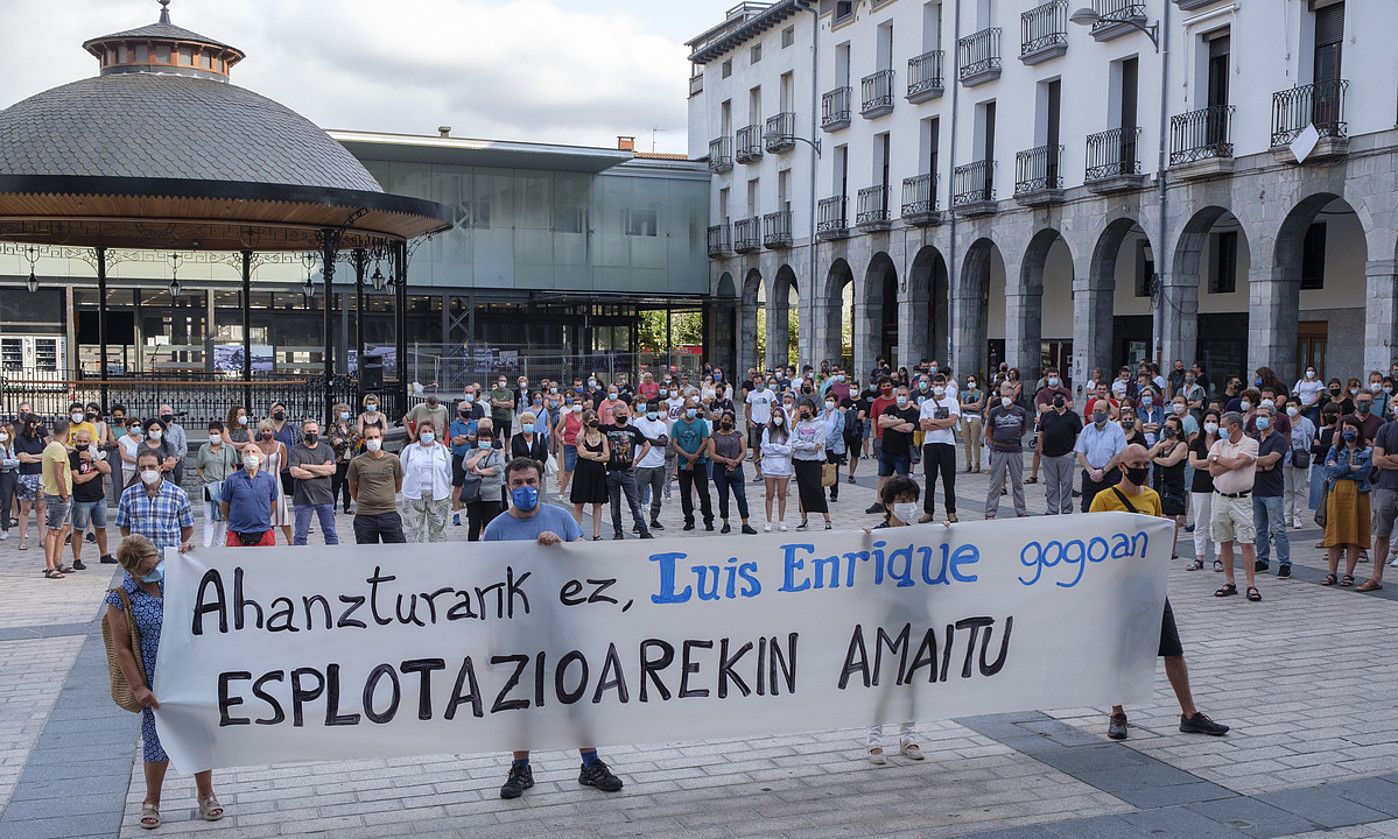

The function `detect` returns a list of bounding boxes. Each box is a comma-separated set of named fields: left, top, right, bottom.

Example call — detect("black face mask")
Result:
left=304, top=434, right=319, bottom=445
left=1125, top=465, right=1150, bottom=485
left=273, top=411, right=286, bottom=422
left=1330, top=387, right=1341, bottom=396
left=719, top=421, right=734, bottom=431
left=160, top=414, right=173, bottom=425
left=1052, top=396, right=1065, bottom=409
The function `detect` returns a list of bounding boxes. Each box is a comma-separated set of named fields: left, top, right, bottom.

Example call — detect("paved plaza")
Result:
left=2, top=464, right=1397, bottom=839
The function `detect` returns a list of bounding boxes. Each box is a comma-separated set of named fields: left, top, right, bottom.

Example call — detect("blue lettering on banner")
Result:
left=1017, top=531, right=1149, bottom=589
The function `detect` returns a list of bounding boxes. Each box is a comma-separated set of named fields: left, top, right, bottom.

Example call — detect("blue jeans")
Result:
left=1252, top=494, right=1288, bottom=568
left=294, top=503, right=340, bottom=545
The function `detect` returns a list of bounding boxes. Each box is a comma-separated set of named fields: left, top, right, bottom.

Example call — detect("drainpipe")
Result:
left=1152, top=1, right=1171, bottom=368
left=947, top=0, right=961, bottom=374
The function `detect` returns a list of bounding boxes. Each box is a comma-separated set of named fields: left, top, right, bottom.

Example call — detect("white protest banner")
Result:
left=153, top=512, right=1171, bottom=772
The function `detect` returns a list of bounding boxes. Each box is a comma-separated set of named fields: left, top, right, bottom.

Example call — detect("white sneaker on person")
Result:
left=1390, top=554, right=1398, bottom=568
left=763, top=522, right=772, bottom=532
left=779, top=522, right=788, bottom=532
left=0, top=531, right=7, bottom=541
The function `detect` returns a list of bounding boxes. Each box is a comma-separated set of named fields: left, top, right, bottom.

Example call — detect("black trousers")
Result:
left=1080, top=466, right=1123, bottom=513
left=922, top=442, right=958, bottom=515
left=467, top=498, right=505, bottom=542
left=678, top=465, right=713, bottom=526
left=331, top=462, right=351, bottom=512
left=353, top=511, right=406, bottom=544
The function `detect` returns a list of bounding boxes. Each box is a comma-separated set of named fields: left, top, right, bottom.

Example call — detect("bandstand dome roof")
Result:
left=0, top=0, right=451, bottom=251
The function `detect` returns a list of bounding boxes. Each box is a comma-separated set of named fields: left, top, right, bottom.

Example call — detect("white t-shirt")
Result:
left=664, top=397, right=686, bottom=427
left=1110, top=379, right=1130, bottom=399
left=746, top=388, right=775, bottom=425
left=918, top=393, right=961, bottom=445
left=1294, top=377, right=1326, bottom=408
left=633, top=417, right=668, bottom=469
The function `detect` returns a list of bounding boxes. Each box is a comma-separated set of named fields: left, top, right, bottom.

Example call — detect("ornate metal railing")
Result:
left=952, top=160, right=995, bottom=206
left=816, top=196, right=848, bottom=235
left=764, top=112, right=796, bottom=152
left=735, top=124, right=763, bottom=163
left=1091, top=0, right=1146, bottom=32
left=821, top=86, right=852, bottom=129
left=1085, top=126, right=1141, bottom=180
left=706, top=223, right=731, bottom=256
left=708, top=136, right=733, bottom=172
left=907, top=50, right=945, bottom=97
left=958, top=27, right=1002, bottom=80
left=762, top=210, right=792, bottom=247
left=901, top=173, right=939, bottom=218
left=732, top=217, right=760, bottom=252
left=1271, top=79, right=1349, bottom=146
left=1014, top=144, right=1064, bottom=194
left=1169, top=104, right=1234, bottom=164
left=856, top=185, right=890, bottom=225
left=860, top=68, right=895, bottom=114
left=1021, top=0, right=1068, bottom=56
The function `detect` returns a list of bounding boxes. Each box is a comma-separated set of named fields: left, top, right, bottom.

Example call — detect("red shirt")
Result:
left=870, top=394, right=898, bottom=438
left=638, top=381, right=659, bottom=402
left=1085, top=397, right=1119, bottom=418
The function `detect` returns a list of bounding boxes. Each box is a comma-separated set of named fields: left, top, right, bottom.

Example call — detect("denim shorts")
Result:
left=877, top=450, right=911, bottom=478
left=71, top=499, right=108, bottom=529
left=43, top=494, right=71, bottom=530
left=563, top=444, right=578, bottom=472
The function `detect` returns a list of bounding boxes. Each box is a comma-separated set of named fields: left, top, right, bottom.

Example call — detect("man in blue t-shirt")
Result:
left=480, top=457, right=622, bottom=800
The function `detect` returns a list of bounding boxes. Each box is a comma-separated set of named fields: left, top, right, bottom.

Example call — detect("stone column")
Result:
left=898, top=275, right=929, bottom=370
left=952, top=286, right=986, bottom=384
left=1246, top=256, right=1298, bottom=383
left=737, top=295, right=760, bottom=376
left=1004, top=255, right=1041, bottom=389
left=1071, top=251, right=1114, bottom=401
left=1365, top=258, right=1398, bottom=375
left=1158, top=270, right=1199, bottom=372
left=765, top=294, right=789, bottom=371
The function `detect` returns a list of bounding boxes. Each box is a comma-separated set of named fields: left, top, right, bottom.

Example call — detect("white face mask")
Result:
left=1286, top=406, right=1299, bottom=417
left=772, top=417, right=784, bottom=426
left=419, top=431, right=435, bottom=444
left=209, top=435, right=222, bottom=445
left=242, top=456, right=260, bottom=470
left=139, top=469, right=161, bottom=486
left=237, top=415, right=249, bottom=425
left=366, top=438, right=382, bottom=452
left=0, top=434, right=7, bottom=443
left=933, top=386, right=946, bottom=397
left=1204, top=422, right=1219, bottom=435
left=1001, top=397, right=1012, bottom=407
left=1239, top=400, right=1252, bottom=411
left=147, top=428, right=163, bottom=440
left=71, top=412, right=84, bottom=423
left=892, top=502, right=919, bottom=524
left=1172, top=403, right=1186, bottom=415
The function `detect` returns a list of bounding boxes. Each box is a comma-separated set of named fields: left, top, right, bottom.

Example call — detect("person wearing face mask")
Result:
left=65, top=427, right=109, bottom=571
left=1186, top=411, right=1224, bottom=571
left=1036, top=392, right=1083, bottom=516
left=0, top=422, right=17, bottom=543
left=347, top=425, right=405, bottom=544
left=1283, top=400, right=1317, bottom=530
left=1295, top=365, right=1326, bottom=425
left=1088, top=444, right=1231, bottom=742
left=136, top=418, right=177, bottom=483
left=1027, top=369, right=1073, bottom=485
left=917, top=375, right=961, bottom=522
left=219, top=446, right=279, bottom=547
left=867, top=386, right=920, bottom=515
left=1317, top=417, right=1373, bottom=588
left=398, top=419, right=452, bottom=543
left=958, top=376, right=985, bottom=473
left=745, top=378, right=776, bottom=480
left=1309, top=405, right=1343, bottom=529
left=1151, top=417, right=1190, bottom=558
left=195, top=421, right=239, bottom=548
left=598, top=406, right=652, bottom=540
left=1208, top=412, right=1262, bottom=601
left=759, top=407, right=794, bottom=531
left=790, top=402, right=830, bottom=531
left=289, top=420, right=340, bottom=546
left=670, top=400, right=714, bottom=532
left=266, top=402, right=299, bottom=496
left=570, top=411, right=610, bottom=541
left=868, top=377, right=899, bottom=464
left=119, top=417, right=145, bottom=478
left=251, top=419, right=293, bottom=545
left=104, top=404, right=128, bottom=507
left=983, top=384, right=1029, bottom=519
left=155, top=404, right=189, bottom=487
left=105, top=534, right=225, bottom=830
left=327, top=403, right=359, bottom=516
left=66, top=401, right=98, bottom=448
left=553, top=397, right=584, bottom=501
left=820, top=396, right=846, bottom=503
left=708, top=410, right=757, bottom=534
left=486, top=377, right=516, bottom=443
left=1136, top=389, right=1164, bottom=447
left=13, top=416, right=49, bottom=555
left=357, top=395, right=388, bottom=442
left=404, top=392, right=449, bottom=447
left=663, top=386, right=688, bottom=496
left=1357, top=403, right=1398, bottom=591
left=1342, top=390, right=1383, bottom=442
left=632, top=401, right=670, bottom=530
left=1075, top=399, right=1128, bottom=513
left=224, top=404, right=254, bottom=459
left=447, top=398, right=481, bottom=529
left=117, top=450, right=195, bottom=556
left=461, top=419, right=506, bottom=542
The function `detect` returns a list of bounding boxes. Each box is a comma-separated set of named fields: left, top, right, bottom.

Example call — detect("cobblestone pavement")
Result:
left=1, top=459, right=1397, bottom=838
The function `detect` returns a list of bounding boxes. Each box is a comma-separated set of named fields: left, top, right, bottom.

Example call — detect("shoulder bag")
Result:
left=102, top=588, right=147, bottom=713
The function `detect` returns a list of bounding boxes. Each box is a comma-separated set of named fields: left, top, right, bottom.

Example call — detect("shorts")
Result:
left=1373, top=487, right=1398, bottom=540
left=16, top=474, right=40, bottom=502
left=451, top=453, right=467, bottom=488
left=877, top=450, right=911, bottom=478
left=71, top=499, right=108, bottom=529
left=226, top=529, right=277, bottom=547
left=43, top=494, right=71, bottom=530
left=1157, top=598, right=1183, bottom=658
left=1210, top=492, right=1256, bottom=544
left=563, top=444, right=578, bottom=472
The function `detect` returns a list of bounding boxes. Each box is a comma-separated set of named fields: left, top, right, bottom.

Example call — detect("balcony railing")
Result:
left=1021, top=1, right=1068, bottom=59
left=958, top=28, right=1002, bottom=83
left=732, top=217, right=761, bottom=253
left=764, top=112, right=796, bottom=153
left=706, top=223, right=731, bottom=257
left=735, top=124, right=763, bottom=163
left=689, top=74, right=703, bottom=96
left=762, top=209, right=792, bottom=248
left=816, top=195, right=848, bottom=238
left=1170, top=104, right=1235, bottom=164
left=1091, top=0, right=1146, bottom=37
left=901, top=173, right=939, bottom=221
left=860, top=68, right=895, bottom=117
left=952, top=160, right=995, bottom=206
left=1271, top=80, right=1349, bottom=146
left=856, top=185, right=891, bottom=227
left=906, top=50, right=945, bottom=101
left=821, top=86, right=852, bottom=130
left=1014, top=144, right=1064, bottom=195
left=1085, top=126, right=1142, bottom=181
left=708, top=136, right=733, bottom=173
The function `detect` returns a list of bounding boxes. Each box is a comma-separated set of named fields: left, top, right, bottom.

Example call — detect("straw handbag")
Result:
left=102, top=588, right=147, bottom=713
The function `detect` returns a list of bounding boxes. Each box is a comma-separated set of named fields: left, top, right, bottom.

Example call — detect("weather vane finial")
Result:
left=158, top=0, right=171, bottom=24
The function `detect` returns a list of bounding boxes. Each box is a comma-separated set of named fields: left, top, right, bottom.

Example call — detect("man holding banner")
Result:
left=1089, top=444, right=1231, bottom=741
left=482, top=456, right=626, bottom=799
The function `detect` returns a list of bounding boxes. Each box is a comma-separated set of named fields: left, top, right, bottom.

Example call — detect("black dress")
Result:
left=569, top=434, right=609, bottom=504
left=1153, top=441, right=1187, bottom=516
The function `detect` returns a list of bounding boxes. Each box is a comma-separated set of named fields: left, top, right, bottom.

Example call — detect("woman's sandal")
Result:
left=43, top=569, right=64, bottom=579
left=1246, top=586, right=1262, bottom=602
left=1213, top=559, right=1224, bottom=572
left=139, top=802, right=160, bottom=830
left=1357, top=579, right=1384, bottom=592
left=1186, top=558, right=1204, bottom=571
left=900, top=742, right=925, bottom=761
left=867, top=747, right=886, bottom=765
left=1214, top=583, right=1237, bottom=597
left=1321, top=573, right=1338, bottom=586
left=198, top=794, right=224, bottom=821
left=1340, top=574, right=1355, bottom=587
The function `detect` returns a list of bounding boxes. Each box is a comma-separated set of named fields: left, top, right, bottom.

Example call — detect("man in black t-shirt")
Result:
left=602, top=408, right=652, bottom=541
left=868, top=386, right=921, bottom=514
left=1250, top=406, right=1290, bottom=575
left=1037, top=395, right=1082, bottom=515
left=68, top=428, right=112, bottom=568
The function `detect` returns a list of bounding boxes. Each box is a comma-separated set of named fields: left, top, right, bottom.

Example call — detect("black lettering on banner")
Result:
left=506, top=567, right=532, bottom=617
left=585, top=578, right=618, bottom=606
left=337, top=595, right=367, bottom=630
left=302, top=595, right=332, bottom=631
left=400, top=658, right=446, bottom=720
left=559, top=579, right=584, bottom=606
left=979, top=616, right=1013, bottom=676
left=217, top=671, right=251, bottom=726
left=267, top=597, right=298, bottom=633
left=875, top=625, right=911, bottom=687
left=555, top=650, right=589, bottom=705
left=252, top=671, right=286, bottom=725
left=638, top=639, right=674, bottom=702
left=290, top=667, right=325, bottom=727
left=395, top=593, right=426, bottom=628
left=956, top=617, right=994, bottom=679
left=838, top=624, right=870, bottom=690
left=534, top=651, right=546, bottom=709
left=490, top=655, right=530, bottom=713
left=191, top=568, right=227, bottom=635
left=234, top=568, right=263, bottom=631
left=366, top=567, right=396, bottom=626
left=445, top=657, right=484, bottom=720
left=420, top=587, right=455, bottom=623
left=904, top=627, right=939, bottom=684
left=939, top=623, right=955, bottom=683
left=445, top=590, right=477, bottom=621
left=325, top=664, right=361, bottom=726
left=363, top=663, right=402, bottom=724
left=678, top=639, right=713, bottom=698
left=592, top=643, right=629, bottom=705
left=756, top=637, right=767, bottom=696
left=717, top=638, right=753, bottom=699
left=770, top=633, right=797, bottom=695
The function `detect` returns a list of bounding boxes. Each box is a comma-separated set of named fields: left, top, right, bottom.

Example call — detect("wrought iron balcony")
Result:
left=762, top=209, right=792, bottom=249
left=1090, top=0, right=1147, bottom=41
left=708, top=136, right=733, bottom=173
left=855, top=185, right=892, bottom=230
left=1014, top=144, right=1064, bottom=205
left=1021, top=0, right=1068, bottom=64
left=816, top=195, right=849, bottom=239
left=1085, top=126, right=1146, bottom=192
left=764, top=112, right=796, bottom=153
left=906, top=50, right=945, bottom=103
left=1271, top=80, right=1349, bottom=148
left=952, top=160, right=997, bottom=215
left=958, top=27, right=1002, bottom=86
left=860, top=69, right=895, bottom=118
left=1169, top=104, right=1235, bottom=172
left=732, top=217, right=761, bottom=253
left=821, top=86, right=852, bottom=131
left=735, top=124, right=763, bottom=164
left=901, top=173, right=941, bottom=225
left=706, top=223, right=731, bottom=258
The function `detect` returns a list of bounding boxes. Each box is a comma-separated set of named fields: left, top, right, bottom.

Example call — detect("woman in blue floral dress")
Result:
left=106, top=534, right=225, bottom=829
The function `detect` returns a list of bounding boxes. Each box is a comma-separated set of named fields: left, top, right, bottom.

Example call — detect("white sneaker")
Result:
left=779, top=523, right=788, bottom=532
left=1390, top=555, right=1398, bottom=568
left=763, top=522, right=772, bottom=532
left=0, top=531, right=8, bottom=541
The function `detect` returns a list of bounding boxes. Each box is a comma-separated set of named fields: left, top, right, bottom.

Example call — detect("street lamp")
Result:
left=24, top=245, right=39, bottom=292
left=763, top=131, right=822, bottom=157
left=1069, top=6, right=1160, bottom=51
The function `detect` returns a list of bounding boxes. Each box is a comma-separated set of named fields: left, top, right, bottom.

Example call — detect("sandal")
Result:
left=1025, top=477, right=1038, bottom=484
left=17, top=539, right=28, bottom=551
left=198, top=794, right=224, bottom=821
left=43, top=569, right=65, bottom=579
left=1340, top=574, right=1355, bottom=588
left=1214, top=584, right=1237, bottom=597
left=1246, top=586, right=1262, bottom=602
left=900, top=742, right=924, bottom=761
left=1321, top=573, right=1338, bottom=586
left=1357, top=579, right=1384, bottom=592
left=1186, top=559, right=1204, bottom=571
left=867, top=747, right=886, bottom=765
left=56, top=565, right=73, bottom=574
left=140, top=802, right=160, bottom=830
left=1213, top=559, right=1224, bottom=572
left=1358, top=551, right=1369, bottom=564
